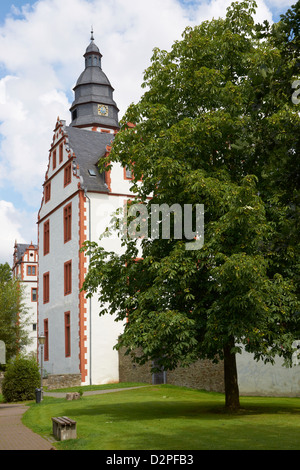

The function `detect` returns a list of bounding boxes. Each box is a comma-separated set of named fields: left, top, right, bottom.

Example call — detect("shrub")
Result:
left=2, top=356, right=40, bottom=402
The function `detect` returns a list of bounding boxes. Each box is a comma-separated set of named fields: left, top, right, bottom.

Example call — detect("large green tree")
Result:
left=82, top=0, right=300, bottom=410
left=0, top=263, right=31, bottom=362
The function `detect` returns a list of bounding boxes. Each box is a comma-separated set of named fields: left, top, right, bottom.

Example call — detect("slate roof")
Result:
left=14, top=243, right=37, bottom=264
left=74, top=66, right=111, bottom=88
left=85, top=40, right=102, bottom=56
left=66, top=126, right=115, bottom=192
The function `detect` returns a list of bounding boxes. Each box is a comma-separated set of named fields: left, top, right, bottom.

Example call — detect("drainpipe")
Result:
left=83, top=187, right=92, bottom=385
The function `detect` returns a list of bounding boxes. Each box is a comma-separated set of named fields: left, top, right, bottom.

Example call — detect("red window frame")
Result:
left=64, top=261, right=72, bottom=295
left=64, top=203, right=72, bottom=243
left=53, top=149, right=56, bottom=170
left=43, top=272, right=50, bottom=303
left=44, top=220, right=50, bottom=255
left=27, top=265, right=36, bottom=276
left=31, top=287, right=37, bottom=302
left=44, top=319, right=49, bottom=361
left=65, top=311, right=71, bottom=357
left=59, top=143, right=63, bottom=163
left=64, top=163, right=72, bottom=187
left=45, top=181, right=51, bottom=203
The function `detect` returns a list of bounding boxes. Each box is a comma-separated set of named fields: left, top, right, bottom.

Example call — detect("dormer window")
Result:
left=124, top=165, right=133, bottom=180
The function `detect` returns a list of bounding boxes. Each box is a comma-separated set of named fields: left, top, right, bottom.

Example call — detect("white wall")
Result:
left=38, top=192, right=81, bottom=375
left=83, top=191, right=127, bottom=385
left=237, top=348, right=300, bottom=397
left=38, top=124, right=82, bottom=376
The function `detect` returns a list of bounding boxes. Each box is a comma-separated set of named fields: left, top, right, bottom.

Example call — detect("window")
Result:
left=33, top=323, right=37, bottom=331
left=65, top=312, right=71, bottom=357
left=53, top=150, right=56, bottom=170
left=45, top=182, right=51, bottom=203
left=43, top=272, right=50, bottom=303
left=59, top=143, right=63, bottom=163
left=64, top=261, right=72, bottom=295
left=64, top=203, right=72, bottom=243
left=64, top=163, right=72, bottom=187
left=44, top=319, right=49, bottom=361
left=31, top=288, right=37, bottom=302
left=72, top=109, right=77, bottom=121
left=27, top=265, right=36, bottom=276
left=44, top=220, right=50, bottom=255
left=124, top=165, right=133, bottom=180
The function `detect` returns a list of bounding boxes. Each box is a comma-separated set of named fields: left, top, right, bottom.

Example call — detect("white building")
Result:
left=12, top=242, right=38, bottom=356
left=37, top=34, right=135, bottom=386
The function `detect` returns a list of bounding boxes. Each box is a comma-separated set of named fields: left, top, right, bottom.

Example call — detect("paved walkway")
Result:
left=0, top=386, right=149, bottom=450
left=44, top=385, right=148, bottom=398
left=0, top=403, right=55, bottom=450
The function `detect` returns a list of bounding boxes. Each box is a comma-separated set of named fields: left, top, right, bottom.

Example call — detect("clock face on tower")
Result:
left=98, top=104, right=108, bottom=116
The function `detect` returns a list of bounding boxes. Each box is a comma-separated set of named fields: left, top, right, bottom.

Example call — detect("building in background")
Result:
left=12, top=242, right=38, bottom=356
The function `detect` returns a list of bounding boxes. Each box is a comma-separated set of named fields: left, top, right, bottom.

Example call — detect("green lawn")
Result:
left=22, top=384, right=300, bottom=450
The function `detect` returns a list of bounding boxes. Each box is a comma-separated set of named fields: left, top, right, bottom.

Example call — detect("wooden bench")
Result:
left=52, top=416, right=77, bottom=441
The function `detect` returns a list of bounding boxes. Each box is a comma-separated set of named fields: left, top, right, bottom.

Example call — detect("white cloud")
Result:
left=0, top=200, right=37, bottom=266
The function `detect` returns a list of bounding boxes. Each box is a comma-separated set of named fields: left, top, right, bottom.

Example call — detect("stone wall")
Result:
left=119, top=350, right=153, bottom=385
left=43, top=373, right=81, bottom=390
left=0, top=372, right=81, bottom=393
left=167, top=360, right=224, bottom=393
left=118, top=348, right=225, bottom=393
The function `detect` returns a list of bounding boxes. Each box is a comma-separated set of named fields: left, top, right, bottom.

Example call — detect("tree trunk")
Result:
left=223, top=337, right=240, bottom=411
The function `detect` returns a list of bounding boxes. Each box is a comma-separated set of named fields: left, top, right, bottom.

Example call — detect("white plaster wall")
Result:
left=39, top=164, right=78, bottom=221
left=237, top=348, right=300, bottom=397
left=39, top=192, right=81, bottom=375
left=83, top=192, right=128, bottom=384
left=38, top=124, right=83, bottom=375
left=109, top=161, right=143, bottom=196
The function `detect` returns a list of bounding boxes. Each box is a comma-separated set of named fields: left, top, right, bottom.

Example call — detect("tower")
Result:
left=70, top=30, right=119, bottom=131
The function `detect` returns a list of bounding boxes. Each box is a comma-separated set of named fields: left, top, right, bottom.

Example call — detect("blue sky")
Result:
left=0, top=0, right=296, bottom=265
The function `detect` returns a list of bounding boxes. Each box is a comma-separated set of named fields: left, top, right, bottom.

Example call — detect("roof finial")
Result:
left=91, top=26, right=94, bottom=41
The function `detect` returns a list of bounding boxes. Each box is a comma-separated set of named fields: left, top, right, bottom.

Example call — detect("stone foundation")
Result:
left=43, top=373, right=81, bottom=390
left=118, top=348, right=225, bottom=393
left=0, top=372, right=81, bottom=392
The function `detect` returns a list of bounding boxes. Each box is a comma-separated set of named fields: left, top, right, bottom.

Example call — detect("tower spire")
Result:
left=69, top=35, right=119, bottom=130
